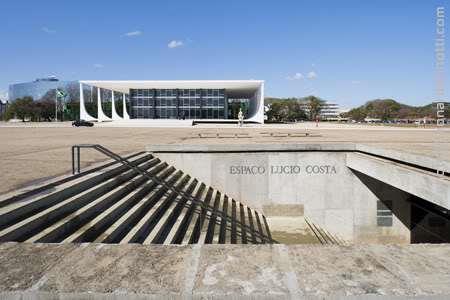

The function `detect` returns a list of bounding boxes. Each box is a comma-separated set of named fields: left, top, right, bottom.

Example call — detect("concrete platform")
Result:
left=0, top=243, right=449, bottom=299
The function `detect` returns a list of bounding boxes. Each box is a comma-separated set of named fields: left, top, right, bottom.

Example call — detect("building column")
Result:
left=111, top=90, right=122, bottom=121
left=199, top=89, right=203, bottom=119
left=97, top=87, right=112, bottom=122
left=79, top=82, right=96, bottom=121
left=122, top=93, right=130, bottom=120
left=224, top=89, right=228, bottom=119
left=176, top=89, right=180, bottom=119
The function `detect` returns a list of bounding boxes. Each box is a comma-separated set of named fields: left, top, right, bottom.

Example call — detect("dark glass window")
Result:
left=129, top=87, right=226, bottom=120
left=377, top=200, right=393, bottom=227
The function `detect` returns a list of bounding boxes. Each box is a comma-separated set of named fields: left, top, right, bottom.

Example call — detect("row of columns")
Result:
left=79, top=83, right=130, bottom=122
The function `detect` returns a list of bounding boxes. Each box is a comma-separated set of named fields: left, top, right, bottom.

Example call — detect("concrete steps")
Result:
left=0, top=152, right=273, bottom=244
left=304, top=217, right=346, bottom=245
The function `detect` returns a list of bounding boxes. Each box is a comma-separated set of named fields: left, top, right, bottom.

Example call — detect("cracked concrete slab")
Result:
left=193, top=245, right=289, bottom=298
left=37, top=244, right=194, bottom=297
left=2, top=243, right=450, bottom=299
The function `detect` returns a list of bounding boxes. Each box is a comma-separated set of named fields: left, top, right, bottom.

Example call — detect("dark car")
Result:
left=72, top=119, right=94, bottom=127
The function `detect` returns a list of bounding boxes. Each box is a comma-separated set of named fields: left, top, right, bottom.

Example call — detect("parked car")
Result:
left=72, top=119, right=94, bottom=127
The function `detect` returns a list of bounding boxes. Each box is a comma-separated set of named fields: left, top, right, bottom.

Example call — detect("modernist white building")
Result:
left=79, top=80, right=264, bottom=124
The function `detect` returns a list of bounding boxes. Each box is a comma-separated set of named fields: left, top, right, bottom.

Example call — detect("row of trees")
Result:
left=265, top=96, right=323, bottom=122
left=344, top=99, right=450, bottom=121
left=3, top=96, right=84, bottom=122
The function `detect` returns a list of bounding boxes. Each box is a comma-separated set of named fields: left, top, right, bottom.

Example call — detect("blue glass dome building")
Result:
left=8, top=76, right=79, bottom=102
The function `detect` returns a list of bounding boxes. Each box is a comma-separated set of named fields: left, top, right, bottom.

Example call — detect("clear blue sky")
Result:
left=0, top=0, right=448, bottom=108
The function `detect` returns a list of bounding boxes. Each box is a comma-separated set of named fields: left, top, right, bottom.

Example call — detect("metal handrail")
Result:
left=71, top=144, right=274, bottom=243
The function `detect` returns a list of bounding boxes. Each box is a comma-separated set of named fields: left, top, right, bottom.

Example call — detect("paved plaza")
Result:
left=0, top=121, right=449, bottom=194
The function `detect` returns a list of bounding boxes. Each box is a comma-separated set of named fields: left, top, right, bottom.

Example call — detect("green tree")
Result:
left=35, top=99, right=55, bottom=121
left=307, top=96, right=323, bottom=120
left=345, top=107, right=367, bottom=121
left=368, top=99, right=401, bottom=120
left=267, top=101, right=287, bottom=122
left=266, top=100, right=307, bottom=122
left=5, top=97, right=35, bottom=121
left=286, top=101, right=307, bottom=121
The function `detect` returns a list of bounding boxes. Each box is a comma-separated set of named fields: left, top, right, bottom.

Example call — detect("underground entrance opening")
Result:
left=1, top=143, right=448, bottom=246
left=150, top=143, right=450, bottom=245
left=353, top=169, right=450, bottom=243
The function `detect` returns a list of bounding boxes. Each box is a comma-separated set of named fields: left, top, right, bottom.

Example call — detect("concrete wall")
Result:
left=155, top=151, right=410, bottom=243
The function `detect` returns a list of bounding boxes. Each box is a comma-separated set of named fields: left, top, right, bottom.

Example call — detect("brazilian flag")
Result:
left=56, top=89, right=66, bottom=99
left=56, top=89, right=70, bottom=119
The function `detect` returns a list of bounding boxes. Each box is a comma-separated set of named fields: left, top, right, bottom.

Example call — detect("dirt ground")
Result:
left=1, top=121, right=449, bottom=194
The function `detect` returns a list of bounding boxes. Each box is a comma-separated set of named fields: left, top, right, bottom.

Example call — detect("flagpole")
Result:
left=55, top=89, right=58, bottom=122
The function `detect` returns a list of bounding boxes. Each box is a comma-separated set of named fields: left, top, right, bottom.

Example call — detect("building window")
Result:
left=130, top=87, right=226, bottom=120
left=377, top=200, right=393, bottom=227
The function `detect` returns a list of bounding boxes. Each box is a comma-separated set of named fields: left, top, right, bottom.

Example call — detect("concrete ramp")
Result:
left=346, top=152, right=450, bottom=210
left=0, top=153, right=272, bottom=244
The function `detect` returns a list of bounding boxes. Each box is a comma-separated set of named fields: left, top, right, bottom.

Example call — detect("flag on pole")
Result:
left=56, top=89, right=66, bottom=98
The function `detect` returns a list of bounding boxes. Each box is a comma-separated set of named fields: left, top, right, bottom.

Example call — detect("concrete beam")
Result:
left=146, top=143, right=450, bottom=174
left=356, top=144, right=450, bottom=174
left=347, top=152, right=450, bottom=210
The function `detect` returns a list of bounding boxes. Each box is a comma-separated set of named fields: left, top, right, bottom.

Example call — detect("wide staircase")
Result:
left=0, top=149, right=273, bottom=244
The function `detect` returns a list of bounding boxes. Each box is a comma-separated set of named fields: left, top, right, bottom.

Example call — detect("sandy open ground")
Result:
left=0, top=121, right=449, bottom=194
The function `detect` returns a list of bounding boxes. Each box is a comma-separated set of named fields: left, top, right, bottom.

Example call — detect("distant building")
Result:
left=297, top=100, right=342, bottom=120
left=8, top=76, right=79, bottom=102
left=320, top=102, right=341, bottom=120
left=0, top=100, right=9, bottom=119
left=364, top=117, right=382, bottom=123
